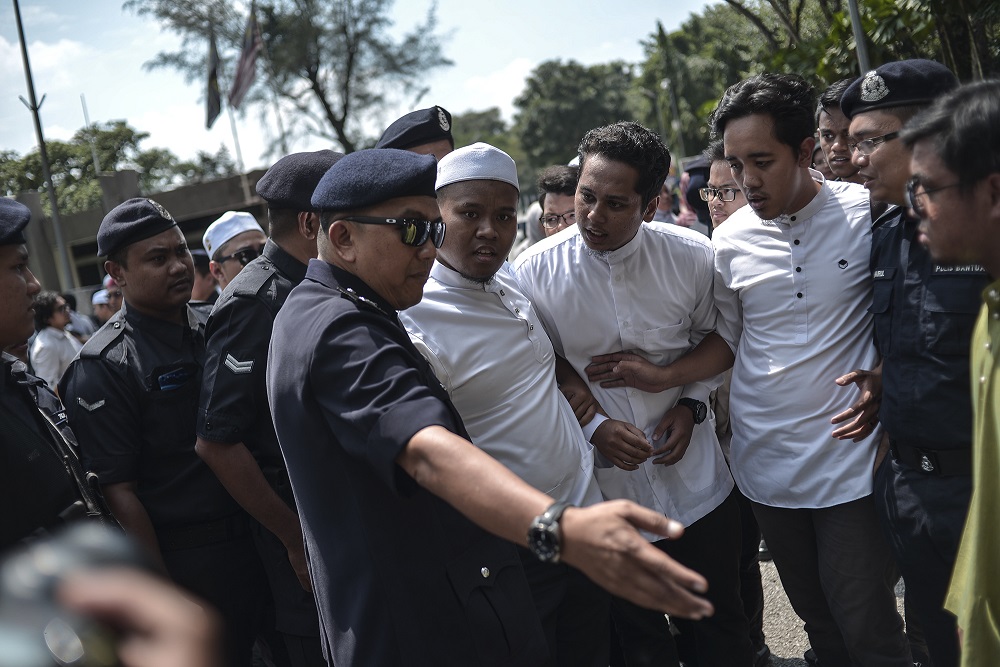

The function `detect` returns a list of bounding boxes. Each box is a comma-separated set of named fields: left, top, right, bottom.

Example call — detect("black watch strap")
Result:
left=677, top=397, right=707, bottom=424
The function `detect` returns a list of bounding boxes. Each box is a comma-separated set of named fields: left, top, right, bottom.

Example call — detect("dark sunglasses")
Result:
left=339, top=216, right=446, bottom=248
left=218, top=244, right=266, bottom=267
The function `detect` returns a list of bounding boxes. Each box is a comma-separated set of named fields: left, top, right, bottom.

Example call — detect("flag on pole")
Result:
left=228, top=2, right=262, bottom=109
left=206, top=26, right=222, bottom=128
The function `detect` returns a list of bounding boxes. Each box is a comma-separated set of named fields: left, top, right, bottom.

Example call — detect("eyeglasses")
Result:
left=218, top=244, right=266, bottom=267
left=541, top=210, right=576, bottom=229
left=699, top=187, right=740, bottom=202
left=848, top=131, right=900, bottom=157
left=56, top=304, right=70, bottom=313
left=904, top=176, right=962, bottom=218
left=339, top=216, right=447, bottom=248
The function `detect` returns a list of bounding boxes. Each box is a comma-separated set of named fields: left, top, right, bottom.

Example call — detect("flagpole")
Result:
left=227, top=104, right=253, bottom=205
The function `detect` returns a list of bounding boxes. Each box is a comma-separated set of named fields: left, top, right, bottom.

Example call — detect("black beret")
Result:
left=311, top=149, right=437, bottom=212
left=97, top=198, right=178, bottom=257
left=375, top=106, right=454, bottom=151
left=256, top=149, right=345, bottom=210
left=0, top=198, right=31, bottom=245
left=841, top=59, right=958, bottom=119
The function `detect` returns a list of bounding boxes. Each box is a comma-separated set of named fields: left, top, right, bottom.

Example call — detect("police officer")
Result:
left=197, top=150, right=342, bottom=667
left=839, top=60, right=987, bottom=667
left=375, top=105, right=455, bottom=161
left=266, top=148, right=715, bottom=666
left=59, top=198, right=267, bottom=667
left=0, top=198, right=117, bottom=551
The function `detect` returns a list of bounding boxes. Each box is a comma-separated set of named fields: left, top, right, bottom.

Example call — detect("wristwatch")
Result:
left=677, top=397, right=708, bottom=425
left=527, top=501, right=572, bottom=563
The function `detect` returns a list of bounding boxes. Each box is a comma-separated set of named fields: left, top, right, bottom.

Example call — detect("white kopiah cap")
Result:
left=91, top=289, right=110, bottom=306
left=435, top=142, right=519, bottom=192
left=202, top=211, right=265, bottom=259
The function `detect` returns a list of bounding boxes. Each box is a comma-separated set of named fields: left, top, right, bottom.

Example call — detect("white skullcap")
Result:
left=91, top=289, right=110, bottom=306
left=436, top=142, right=519, bottom=192
left=102, top=274, right=117, bottom=289
left=202, top=211, right=265, bottom=259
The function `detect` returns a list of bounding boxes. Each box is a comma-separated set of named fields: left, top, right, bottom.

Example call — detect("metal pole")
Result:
left=81, top=94, right=102, bottom=175
left=13, top=0, right=76, bottom=290
left=663, top=78, right=688, bottom=168
left=227, top=105, right=253, bottom=205
left=847, top=0, right=871, bottom=74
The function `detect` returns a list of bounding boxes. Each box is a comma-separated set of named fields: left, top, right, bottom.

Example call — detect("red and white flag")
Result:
left=228, top=2, right=262, bottom=109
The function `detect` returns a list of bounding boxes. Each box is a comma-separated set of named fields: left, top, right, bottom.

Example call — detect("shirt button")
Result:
left=500, top=290, right=505, bottom=296
left=790, top=215, right=797, bottom=221
left=481, top=567, right=490, bottom=578
left=796, top=292, right=803, bottom=298
left=794, top=239, right=801, bottom=245
left=981, top=376, right=987, bottom=384
left=795, top=267, right=802, bottom=272
left=615, top=275, right=623, bottom=283
left=990, top=289, right=998, bottom=299
left=514, top=308, right=520, bottom=314
left=529, top=325, right=534, bottom=330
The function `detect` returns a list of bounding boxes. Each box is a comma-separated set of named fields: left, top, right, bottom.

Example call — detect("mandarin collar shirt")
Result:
left=399, top=261, right=603, bottom=507
left=513, top=222, right=734, bottom=529
left=712, top=173, right=879, bottom=508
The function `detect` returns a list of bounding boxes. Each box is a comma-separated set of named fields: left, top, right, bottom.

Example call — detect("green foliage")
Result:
left=512, top=60, right=638, bottom=172
left=126, top=0, right=452, bottom=153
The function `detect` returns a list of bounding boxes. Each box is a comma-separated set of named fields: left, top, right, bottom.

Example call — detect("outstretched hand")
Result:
left=560, top=501, right=713, bottom=618
left=587, top=352, right=667, bottom=392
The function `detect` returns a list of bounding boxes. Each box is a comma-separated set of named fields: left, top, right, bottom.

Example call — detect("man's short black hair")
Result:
left=901, top=80, right=1000, bottom=192
left=190, top=249, right=211, bottom=277
left=536, top=165, right=579, bottom=209
left=577, top=121, right=671, bottom=208
left=34, top=291, right=61, bottom=330
left=711, top=73, right=816, bottom=154
left=267, top=207, right=300, bottom=240
left=703, top=139, right=726, bottom=164
left=815, top=77, right=857, bottom=125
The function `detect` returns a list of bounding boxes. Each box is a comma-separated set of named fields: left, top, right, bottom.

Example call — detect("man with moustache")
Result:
left=710, top=73, right=910, bottom=667
left=0, top=198, right=116, bottom=550
left=60, top=198, right=267, bottom=667
left=902, top=79, right=1000, bottom=666
left=514, top=122, right=749, bottom=667
left=197, top=150, right=342, bottom=667
left=267, top=148, right=715, bottom=667
left=399, top=143, right=609, bottom=666
left=839, top=61, right=987, bottom=667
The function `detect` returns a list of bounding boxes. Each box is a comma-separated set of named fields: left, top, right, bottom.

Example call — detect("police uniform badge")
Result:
left=437, top=107, right=451, bottom=132
left=860, top=70, right=889, bottom=103
left=146, top=198, right=175, bottom=223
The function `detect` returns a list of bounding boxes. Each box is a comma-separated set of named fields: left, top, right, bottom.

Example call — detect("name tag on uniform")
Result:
left=933, top=264, right=987, bottom=274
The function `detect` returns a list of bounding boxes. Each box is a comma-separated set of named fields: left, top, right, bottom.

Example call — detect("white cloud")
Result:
left=456, top=57, right=535, bottom=121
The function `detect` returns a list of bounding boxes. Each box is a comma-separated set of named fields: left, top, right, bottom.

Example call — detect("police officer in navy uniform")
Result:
left=840, top=60, right=988, bottom=667
left=375, top=105, right=455, bottom=161
left=59, top=198, right=267, bottom=667
left=266, top=148, right=715, bottom=666
left=0, top=198, right=117, bottom=551
left=197, top=150, right=342, bottom=667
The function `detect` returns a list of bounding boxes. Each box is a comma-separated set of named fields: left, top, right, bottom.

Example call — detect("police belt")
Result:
left=889, top=439, right=971, bottom=477
left=156, top=513, right=250, bottom=551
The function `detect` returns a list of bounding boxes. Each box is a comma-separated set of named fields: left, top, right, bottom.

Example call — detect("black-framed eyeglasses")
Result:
left=541, top=210, right=576, bottom=229
left=904, top=176, right=963, bottom=218
left=848, top=131, right=900, bottom=157
left=339, top=216, right=446, bottom=248
left=699, top=187, right=740, bottom=202
left=218, top=244, right=266, bottom=267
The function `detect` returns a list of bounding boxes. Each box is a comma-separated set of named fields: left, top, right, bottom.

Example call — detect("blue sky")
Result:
left=1, top=0, right=713, bottom=170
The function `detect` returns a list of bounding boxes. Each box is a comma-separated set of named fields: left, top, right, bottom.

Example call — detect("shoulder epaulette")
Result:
left=80, top=316, right=127, bottom=359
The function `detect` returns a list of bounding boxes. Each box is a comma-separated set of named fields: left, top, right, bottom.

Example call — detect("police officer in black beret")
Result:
left=59, top=198, right=268, bottom=667
left=0, top=198, right=118, bottom=550
left=197, top=150, right=342, bottom=667
left=266, top=148, right=715, bottom=666
left=839, top=60, right=986, bottom=667
left=375, top=105, right=455, bottom=161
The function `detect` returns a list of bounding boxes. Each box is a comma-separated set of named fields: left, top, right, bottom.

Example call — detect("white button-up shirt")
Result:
left=399, top=262, right=603, bottom=507
left=513, top=222, right=734, bottom=529
left=713, top=173, right=879, bottom=508
left=30, top=326, right=82, bottom=391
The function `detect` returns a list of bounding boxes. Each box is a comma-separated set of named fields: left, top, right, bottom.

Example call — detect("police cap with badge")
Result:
left=0, top=198, right=32, bottom=245
left=840, top=59, right=958, bottom=119
left=97, top=198, right=178, bottom=257
left=256, top=149, right=345, bottom=211
left=375, top=106, right=454, bottom=151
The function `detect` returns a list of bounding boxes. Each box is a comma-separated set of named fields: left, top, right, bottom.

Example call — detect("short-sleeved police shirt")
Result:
left=870, top=206, right=990, bottom=448
left=267, top=260, right=545, bottom=667
left=60, top=304, right=238, bottom=527
left=199, top=239, right=305, bottom=466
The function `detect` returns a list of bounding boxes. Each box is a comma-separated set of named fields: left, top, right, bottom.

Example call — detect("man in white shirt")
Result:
left=30, top=291, right=82, bottom=392
left=513, top=122, right=749, bottom=667
left=710, top=73, right=911, bottom=667
left=400, top=142, right=609, bottom=666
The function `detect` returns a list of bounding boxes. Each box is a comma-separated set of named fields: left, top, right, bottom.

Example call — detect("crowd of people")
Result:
left=2, top=57, right=998, bottom=667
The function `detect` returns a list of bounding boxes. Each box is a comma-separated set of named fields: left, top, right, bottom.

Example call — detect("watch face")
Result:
left=528, top=521, right=560, bottom=563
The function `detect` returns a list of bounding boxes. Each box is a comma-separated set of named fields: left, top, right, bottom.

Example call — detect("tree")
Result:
left=126, top=0, right=453, bottom=153
left=0, top=122, right=236, bottom=214
left=450, top=108, right=533, bottom=193
left=513, top=60, right=638, bottom=172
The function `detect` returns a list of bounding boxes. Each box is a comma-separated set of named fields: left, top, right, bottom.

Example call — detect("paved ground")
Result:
left=759, top=559, right=907, bottom=666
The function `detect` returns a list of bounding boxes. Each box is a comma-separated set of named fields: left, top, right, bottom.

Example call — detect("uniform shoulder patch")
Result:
left=76, top=397, right=106, bottom=412
left=224, top=353, right=254, bottom=374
